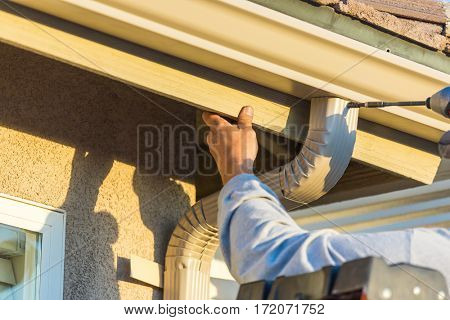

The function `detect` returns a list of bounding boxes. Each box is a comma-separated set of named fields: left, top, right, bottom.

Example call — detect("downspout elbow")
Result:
left=164, top=97, right=358, bottom=299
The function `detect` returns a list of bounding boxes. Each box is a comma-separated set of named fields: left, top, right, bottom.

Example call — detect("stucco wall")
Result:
left=0, top=43, right=196, bottom=299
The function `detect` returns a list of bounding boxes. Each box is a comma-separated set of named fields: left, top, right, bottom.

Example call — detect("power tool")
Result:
left=347, top=86, right=450, bottom=158
left=347, top=86, right=450, bottom=119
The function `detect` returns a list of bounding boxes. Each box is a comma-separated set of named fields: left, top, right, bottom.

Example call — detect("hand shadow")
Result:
left=60, top=150, right=119, bottom=299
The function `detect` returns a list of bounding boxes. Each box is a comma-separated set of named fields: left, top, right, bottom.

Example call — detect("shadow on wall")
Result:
left=61, top=150, right=118, bottom=299
left=0, top=43, right=195, bottom=299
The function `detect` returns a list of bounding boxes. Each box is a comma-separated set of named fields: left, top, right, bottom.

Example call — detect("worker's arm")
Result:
left=203, top=107, right=450, bottom=286
left=217, top=173, right=450, bottom=285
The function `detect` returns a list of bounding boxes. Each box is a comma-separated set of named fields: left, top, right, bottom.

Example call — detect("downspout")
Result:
left=164, top=97, right=359, bottom=299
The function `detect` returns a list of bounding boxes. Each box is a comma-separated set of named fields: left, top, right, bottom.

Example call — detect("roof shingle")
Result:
left=311, top=0, right=449, bottom=52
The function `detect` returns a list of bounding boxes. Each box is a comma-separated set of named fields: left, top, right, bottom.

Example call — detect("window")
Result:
left=0, top=193, right=65, bottom=300
left=0, top=224, right=41, bottom=299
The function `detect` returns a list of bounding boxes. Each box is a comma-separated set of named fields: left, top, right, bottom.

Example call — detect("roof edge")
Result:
left=10, top=0, right=450, bottom=142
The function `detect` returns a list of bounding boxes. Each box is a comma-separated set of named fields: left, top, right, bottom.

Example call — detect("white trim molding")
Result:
left=0, top=193, right=65, bottom=300
left=291, top=179, right=450, bottom=232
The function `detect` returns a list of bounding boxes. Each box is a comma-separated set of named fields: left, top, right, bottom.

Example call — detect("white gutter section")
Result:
left=11, top=0, right=450, bottom=142
left=291, top=179, right=450, bottom=232
left=164, top=98, right=358, bottom=299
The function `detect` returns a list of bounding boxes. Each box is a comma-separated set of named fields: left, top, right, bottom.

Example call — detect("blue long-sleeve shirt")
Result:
left=218, top=174, right=450, bottom=289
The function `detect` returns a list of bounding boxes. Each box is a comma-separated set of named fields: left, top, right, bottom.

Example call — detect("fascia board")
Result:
left=0, top=3, right=441, bottom=183
left=11, top=0, right=450, bottom=143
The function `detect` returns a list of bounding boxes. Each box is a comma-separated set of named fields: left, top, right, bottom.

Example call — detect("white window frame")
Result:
left=0, top=193, right=65, bottom=299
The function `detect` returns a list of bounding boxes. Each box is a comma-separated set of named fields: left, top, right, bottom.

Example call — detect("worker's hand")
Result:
left=203, top=106, right=258, bottom=184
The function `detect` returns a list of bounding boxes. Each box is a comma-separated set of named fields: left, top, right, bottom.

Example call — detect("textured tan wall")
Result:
left=0, top=43, right=196, bottom=299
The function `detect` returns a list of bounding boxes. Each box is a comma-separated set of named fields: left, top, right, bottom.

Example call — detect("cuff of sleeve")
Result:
left=219, top=173, right=260, bottom=200
left=218, top=173, right=282, bottom=227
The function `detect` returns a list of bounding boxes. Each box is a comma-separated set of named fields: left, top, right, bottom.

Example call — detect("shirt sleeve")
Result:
left=217, top=174, right=450, bottom=288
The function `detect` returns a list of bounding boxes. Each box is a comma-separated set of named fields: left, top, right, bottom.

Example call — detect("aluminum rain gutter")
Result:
left=11, top=0, right=450, bottom=143
left=164, top=98, right=358, bottom=299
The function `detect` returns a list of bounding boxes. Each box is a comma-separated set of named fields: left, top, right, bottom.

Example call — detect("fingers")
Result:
left=202, top=112, right=231, bottom=129
left=206, top=130, right=213, bottom=146
left=206, top=131, right=218, bottom=158
left=237, top=106, right=254, bottom=129
left=202, top=106, right=253, bottom=129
